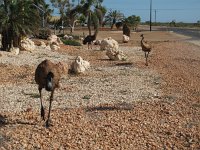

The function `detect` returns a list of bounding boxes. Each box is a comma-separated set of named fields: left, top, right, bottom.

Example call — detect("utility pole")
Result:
left=150, top=0, right=152, bottom=31
left=155, top=9, right=157, bottom=23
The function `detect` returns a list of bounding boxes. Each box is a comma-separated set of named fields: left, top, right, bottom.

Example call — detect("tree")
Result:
left=69, top=0, right=104, bottom=35
left=125, top=15, right=141, bottom=31
left=50, top=0, right=71, bottom=27
left=104, top=9, right=124, bottom=29
left=43, top=3, right=54, bottom=25
left=0, top=0, right=40, bottom=51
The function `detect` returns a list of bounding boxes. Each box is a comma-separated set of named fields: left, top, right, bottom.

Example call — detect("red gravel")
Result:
left=0, top=38, right=200, bottom=149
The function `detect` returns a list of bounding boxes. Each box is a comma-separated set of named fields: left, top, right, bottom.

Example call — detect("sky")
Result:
left=47, top=0, right=200, bottom=23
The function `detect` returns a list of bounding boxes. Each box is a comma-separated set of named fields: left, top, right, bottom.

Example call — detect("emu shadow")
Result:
left=0, top=114, right=36, bottom=127
left=22, top=92, right=40, bottom=98
left=98, top=58, right=111, bottom=61
left=115, top=62, right=134, bottom=67
left=86, top=102, right=134, bottom=112
left=0, top=114, right=7, bottom=127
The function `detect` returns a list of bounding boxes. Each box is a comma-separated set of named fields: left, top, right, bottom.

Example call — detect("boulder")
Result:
left=9, top=47, right=20, bottom=55
left=71, top=56, right=90, bottom=74
left=50, top=44, right=60, bottom=51
left=47, top=34, right=63, bottom=45
left=94, top=39, right=102, bottom=45
left=106, top=49, right=127, bottom=61
left=64, top=35, right=73, bottom=40
left=20, top=38, right=35, bottom=52
left=100, top=37, right=119, bottom=51
left=38, top=41, right=47, bottom=48
left=123, top=35, right=130, bottom=43
left=47, top=34, right=63, bottom=51
left=63, top=35, right=69, bottom=40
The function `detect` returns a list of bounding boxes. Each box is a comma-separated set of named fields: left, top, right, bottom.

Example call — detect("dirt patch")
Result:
left=0, top=64, right=34, bottom=84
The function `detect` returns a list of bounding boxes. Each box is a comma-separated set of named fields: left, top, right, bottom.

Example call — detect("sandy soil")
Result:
left=0, top=30, right=199, bottom=149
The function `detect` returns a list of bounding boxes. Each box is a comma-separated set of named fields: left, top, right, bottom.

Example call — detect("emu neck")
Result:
left=141, top=37, right=144, bottom=44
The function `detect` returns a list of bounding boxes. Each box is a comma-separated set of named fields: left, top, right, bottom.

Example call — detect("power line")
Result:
left=132, top=8, right=200, bottom=11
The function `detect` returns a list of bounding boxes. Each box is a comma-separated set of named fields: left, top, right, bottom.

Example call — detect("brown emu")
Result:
left=35, top=59, right=67, bottom=127
left=140, top=34, right=152, bottom=66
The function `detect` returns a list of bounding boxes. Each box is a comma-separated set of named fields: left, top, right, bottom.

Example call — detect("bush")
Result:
left=57, top=34, right=65, bottom=38
left=115, top=22, right=123, bottom=29
left=35, top=28, right=51, bottom=39
left=61, top=39, right=82, bottom=46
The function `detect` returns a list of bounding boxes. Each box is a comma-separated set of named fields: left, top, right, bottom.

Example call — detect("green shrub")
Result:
left=35, top=28, right=51, bottom=39
left=57, top=34, right=65, bottom=38
left=61, top=39, right=82, bottom=46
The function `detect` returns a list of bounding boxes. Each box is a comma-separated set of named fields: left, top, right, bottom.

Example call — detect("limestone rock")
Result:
left=123, top=35, right=130, bottom=43
left=106, top=49, right=127, bottom=61
left=71, top=56, right=90, bottom=74
left=63, top=35, right=73, bottom=40
left=47, top=35, right=63, bottom=50
left=100, top=37, right=119, bottom=51
left=20, top=38, right=35, bottom=52
left=38, top=41, right=46, bottom=48
left=48, top=35, right=63, bottom=45
left=94, top=39, right=102, bottom=45
left=9, top=47, right=20, bottom=55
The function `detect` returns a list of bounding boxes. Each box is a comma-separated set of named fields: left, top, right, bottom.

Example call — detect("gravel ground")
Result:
left=0, top=32, right=200, bottom=149
left=0, top=45, right=162, bottom=112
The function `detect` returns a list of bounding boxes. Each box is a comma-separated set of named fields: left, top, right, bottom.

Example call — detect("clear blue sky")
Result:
left=102, top=0, right=200, bottom=23
left=47, top=0, right=200, bottom=23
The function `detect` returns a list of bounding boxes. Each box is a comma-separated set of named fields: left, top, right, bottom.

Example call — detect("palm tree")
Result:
left=43, top=4, right=54, bottom=25
left=70, top=0, right=104, bottom=35
left=125, top=15, right=141, bottom=31
left=105, top=9, right=124, bottom=29
left=0, top=0, right=40, bottom=51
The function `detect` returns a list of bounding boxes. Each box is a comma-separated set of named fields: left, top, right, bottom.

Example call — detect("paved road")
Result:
left=158, top=27, right=200, bottom=40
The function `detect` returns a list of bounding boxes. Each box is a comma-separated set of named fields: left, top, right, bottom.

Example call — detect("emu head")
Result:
left=83, top=38, right=87, bottom=45
left=140, top=34, right=144, bottom=38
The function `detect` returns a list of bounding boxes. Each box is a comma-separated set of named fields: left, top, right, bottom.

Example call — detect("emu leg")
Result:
left=46, top=90, right=54, bottom=127
left=39, top=87, right=45, bottom=121
left=145, top=52, right=148, bottom=66
left=146, top=52, right=150, bottom=66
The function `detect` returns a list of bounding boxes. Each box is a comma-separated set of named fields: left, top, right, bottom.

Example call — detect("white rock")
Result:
left=9, top=47, right=20, bottom=55
left=71, top=56, right=90, bottom=74
left=68, top=36, right=73, bottom=40
left=123, top=35, right=130, bottom=43
left=50, top=44, right=60, bottom=51
left=106, top=49, right=127, bottom=61
left=63, top=35, right=69, bottom=40
left=38, top=41, right=46, bottom=48
left=100, top=37, right=119, bottom=51
left=94, top=39, right=102, bottom=45
left=48, top=34, right=63, bottom=45
left=20, top=38, right=35, bottom=52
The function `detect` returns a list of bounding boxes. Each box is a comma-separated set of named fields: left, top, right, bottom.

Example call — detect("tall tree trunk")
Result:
left=2, top=30, right=10, bottom=51
left=87, top=11, right=92, bottom=36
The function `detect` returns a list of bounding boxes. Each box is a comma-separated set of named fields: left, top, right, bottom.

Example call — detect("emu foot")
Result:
left=41, top=106, right=45, bottom=121
left=45, top=119, right=53, bottom=128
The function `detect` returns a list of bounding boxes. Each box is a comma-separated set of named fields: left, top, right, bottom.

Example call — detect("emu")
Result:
left=83, top=35, right=96, bottom=49
left=35, top=59, right=67, bottom=127
left=140, top=34, right=152, bottom=66
left=83, top=30, right=98, bottom=49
